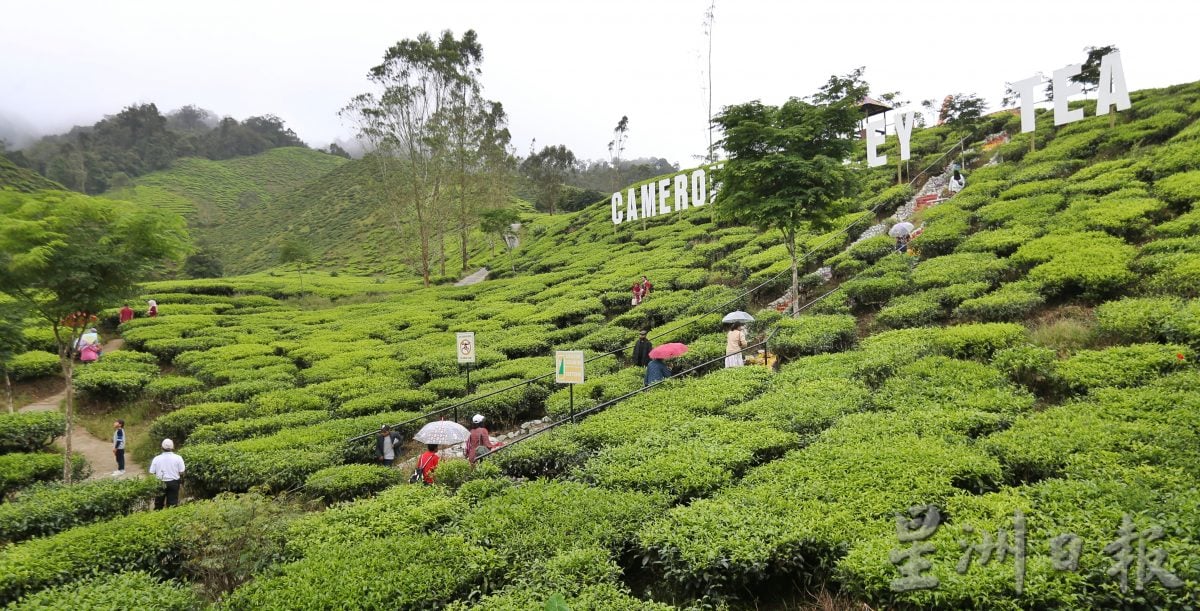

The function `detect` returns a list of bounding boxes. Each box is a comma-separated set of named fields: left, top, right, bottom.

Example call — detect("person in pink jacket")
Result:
left=464, top=414, right=503, bottom=466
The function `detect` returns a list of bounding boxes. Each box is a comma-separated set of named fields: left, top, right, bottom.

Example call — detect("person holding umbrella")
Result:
left=721, top=311, right=755, bottom=369
left=411, top=419, right=470, bottom=482
left=889, top=221, right=915, bottom=253
left=645, top=342, right=687, bottom=386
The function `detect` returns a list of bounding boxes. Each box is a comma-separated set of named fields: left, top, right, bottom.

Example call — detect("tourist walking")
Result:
left=376, top=425, right=403, bottom=467
left=119, top=304, right=135, bottom=324
left=949, top=169, right=967, bottom=194
left=644, top=357, right=672, bottom=386
left=464, top=414, right=502, bottom=466
left=640, top=275, right=653, bottom=301
left=725, top=323, right=748, bottom=368
left=146, top=300, right=158, bottom=318
left=149, top=439, right=185, bottom=509
left=631, top=280, right=643, bottom=306
left=631, top=330, right=653, bottom=367
left=414, top=444, right=440, bottom=485
left=79, top=328, right=101, bottom=363
left=111, top=419, right=126, bottom=476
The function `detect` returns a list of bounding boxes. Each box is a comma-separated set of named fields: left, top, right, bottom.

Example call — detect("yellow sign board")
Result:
left=555, top=350, right=585, bottom=384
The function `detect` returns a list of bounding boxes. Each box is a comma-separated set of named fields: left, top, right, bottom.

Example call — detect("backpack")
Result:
left=410, top=453, right=434, bottom=484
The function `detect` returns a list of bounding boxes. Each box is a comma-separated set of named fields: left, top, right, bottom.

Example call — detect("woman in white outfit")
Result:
left=725, top=323, right=748, bottom=368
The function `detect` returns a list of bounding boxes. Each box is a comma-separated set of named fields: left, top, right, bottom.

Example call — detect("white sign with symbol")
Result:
left=555, top=350, right=585, bottom=384
left=456, top=332, right=476, bottom=364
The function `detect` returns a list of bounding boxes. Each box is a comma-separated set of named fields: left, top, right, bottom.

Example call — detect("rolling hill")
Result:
left=3, top=79, right=1200, bottom=609
left=0, top=155, right=64, bottom=193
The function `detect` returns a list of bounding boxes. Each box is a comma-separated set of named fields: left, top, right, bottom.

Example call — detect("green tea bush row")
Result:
left=144, top=375, right=206, bottom=406
left=4, top=351, right=59, bottom=382
left=0, top=453, right=88, bottom=498
left=954, top=282, right=1045, bottom=322
left=5, top=571, right=203, bottom=611
left=187, top=410, right=330, bottom=445
left=302, top=464, right=406, bottom=504
left=332, top=388, right=438, bottom=418
left=147, top=401, right=252, bottom=445
left=1056, top=343, right=1190, bottom=393
left=770, top=314, right=856, bottom=359
left=0, top=412, right=64, bottom=453
left=0, top=477, right=162, bottom=544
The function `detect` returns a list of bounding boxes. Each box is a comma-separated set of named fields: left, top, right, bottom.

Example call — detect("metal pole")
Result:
left=569, top=385, right=575, bottom=423
left=465, top=364, right=471, bottom=395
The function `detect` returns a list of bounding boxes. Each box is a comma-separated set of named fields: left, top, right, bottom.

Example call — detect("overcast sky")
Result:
left=1, top=0, right=1195, bottom=166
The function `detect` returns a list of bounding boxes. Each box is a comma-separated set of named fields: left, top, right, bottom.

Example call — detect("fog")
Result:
left=1, top=0, right=1195, bottom=165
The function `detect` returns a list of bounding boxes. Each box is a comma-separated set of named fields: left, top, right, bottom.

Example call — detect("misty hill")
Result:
left=0, top=154, right=64, bottom=192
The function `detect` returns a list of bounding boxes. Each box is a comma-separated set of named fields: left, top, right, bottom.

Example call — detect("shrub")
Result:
left=0, top=453, right=88, bottom=498
left=977, top=194, right=1065, bottom=228
left=544, top=369, right=643, bottom=419
left=1056, top=343, right=1190, bottom=393
left=1010, top=232, right=1136, bottom=299
left=0, top=500, right=200, bottom=604
left=913, top=207, right=971, bottom=256
left=0, top=477, right=162, bottom=544
left=5, top=571, right=203, bottom=611
left=911, top=252, right=1009, bottom=288
left=875, top=291, right=945, bottom=328
left=0, top=412, right=64, bottom=453
left=956, top=225, right=1038, bottom=256
left=73, top=355, right=157, bottom=403
left=489, top=428, right=587, bottom=479
left=144, top=376, right=206, bottom=405
left=188, top=410, right=330, bottom=445
left=303, top=464, right=406, bottom=504
left=842, top=273, right=910, bottom=307
left=1095, top=296, right=1183, bottom=343
left=222, top=533, right=501, bottom=611
left=991, top=344, right=1060, bottom=396
left=932, top=323, right=1027, bottom=360
left=285, top=483, right=463, bottom=555
left=5, top=351, right=59, bottom=382
left=332, top=388, right=438, bottom=418
left=1154, top=169, right=1200, bottom=205
left=954, top=283, right=1045, bottom=322
left=727, top=377, right=870, bottom=437
left=248, top=388, right=330, bottom=415
left=770, top=315, right=857, bottom=359
left=147, top=402, right=251, bottom=445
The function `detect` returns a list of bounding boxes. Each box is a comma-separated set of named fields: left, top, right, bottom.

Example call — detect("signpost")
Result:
left=457, top=332, right=475, bottom=399
left=555, top=350, right=585, bottom=422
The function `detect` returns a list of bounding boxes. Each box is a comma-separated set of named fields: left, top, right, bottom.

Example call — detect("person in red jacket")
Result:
left=640, top=275, right=653, bottom=301
left=416, top=444, right=440, bottom=485
left=119, top=304, right=135, bottom=324
left=631, top=281, right=643, bottom=306
left=464, top=414, right=503, bottom=466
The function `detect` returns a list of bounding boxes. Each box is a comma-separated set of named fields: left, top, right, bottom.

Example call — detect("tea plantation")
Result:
left=2, top=80, right=1200, bottom=609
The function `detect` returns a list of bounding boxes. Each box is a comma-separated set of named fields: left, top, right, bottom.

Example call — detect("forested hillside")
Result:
left=2, top=72, right=1200, bottom=610
left=0, top=155, right=63, bottom=193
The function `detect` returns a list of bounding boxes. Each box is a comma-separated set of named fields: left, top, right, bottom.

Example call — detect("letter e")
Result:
left=1053, top=64, right=1084, bottom=126
left=658, top=178, right=672, bottom=215
left=866, top=117, right=887, bottom=168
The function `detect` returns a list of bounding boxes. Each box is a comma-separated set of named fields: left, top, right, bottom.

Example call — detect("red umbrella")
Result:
left=649, top=343, right=689, bottom=359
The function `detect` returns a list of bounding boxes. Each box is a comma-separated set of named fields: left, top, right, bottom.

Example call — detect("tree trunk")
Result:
left=785, top=229, right=800, bottom=317
left=4, top=370, right=12, bottom=414
left=61, top=357, right=74, bottom=483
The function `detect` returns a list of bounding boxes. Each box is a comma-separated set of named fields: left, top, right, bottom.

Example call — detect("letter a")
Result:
left=1096, top=52, right=1131, bottom=116
left=626, top=188, right=639, bottom=221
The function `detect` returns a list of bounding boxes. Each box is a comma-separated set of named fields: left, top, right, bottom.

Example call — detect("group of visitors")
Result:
left=112, top=420, right=185, bottom=509
left=630, top=275, right=653, bottom=306
left=77, top=327, right=102, bottom=363
left=375, top=413, right=504, bottom=485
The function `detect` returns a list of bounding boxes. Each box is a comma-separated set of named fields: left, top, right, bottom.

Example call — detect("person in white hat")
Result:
left=149, top=438, right=185, bottom=509
left=464, top=414, right=502, bottom=467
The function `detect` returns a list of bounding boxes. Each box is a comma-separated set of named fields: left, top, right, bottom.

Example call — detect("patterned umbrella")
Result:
left=648, top=343, right=689, bottom=359
left=413, top=420, right=470, bottom=445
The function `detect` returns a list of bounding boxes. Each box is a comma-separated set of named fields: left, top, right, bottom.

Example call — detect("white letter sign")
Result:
left=611, top=192, right=623, bottom=225
left=1011, top=74, right=1043, bottom=133
left=1096, top=51, right=1131, bottom=116
left=1053, top=64, right=1085, bottom=126
left=894, top=111, right=916, bottom=161
left=866, top=117, right=887, bottom=168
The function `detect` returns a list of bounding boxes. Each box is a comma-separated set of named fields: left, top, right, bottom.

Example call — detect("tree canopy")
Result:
left=521, top=144, right=577, bottom=215
left=713, top=69, right=865, bottom=314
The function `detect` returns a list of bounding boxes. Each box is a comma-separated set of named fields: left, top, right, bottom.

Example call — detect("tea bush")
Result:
left=911, top=252, right=1009, bottom=288
left=0, top=453, right=88, bottom=498
left=1056, top=343, right=1190, bottom=393
left=954, top=282, right=1045, bottom=322
left=875, top=290, right=946, bottom=328
left=770, top=314, right=856, bottom=359
left=147, top=402, right=252, bottom=445
left=302, top=464, right=406, bottom=504
left=4, top=571, right=203, bottom=611
left=0, top=477, right=161, bottom=544
left=187, top=410, right=330, bottom=445
left=5, top=351, right=59, bottom=382
left=0, top=412, right=64, bottom=453
left=1010, top=232, right=1136, bottom=299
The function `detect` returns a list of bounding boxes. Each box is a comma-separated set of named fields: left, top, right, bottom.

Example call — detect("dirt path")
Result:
left=18, top=338, right=145, bottom=480
left=454, top=268, right=490, bottom=286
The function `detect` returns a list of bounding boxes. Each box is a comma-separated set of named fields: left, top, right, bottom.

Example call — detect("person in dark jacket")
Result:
left=375, top=425, right=403, bottom=466
left=644, top=358, right=672, bottom=386
left=632, top=330, right=652, bottom=367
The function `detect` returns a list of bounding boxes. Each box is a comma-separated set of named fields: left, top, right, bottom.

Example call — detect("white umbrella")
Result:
left=722, top=311, right=755, bottom=324
left=888, top=222, right=915, bottom=238
left=413, top=420, right=470, bottom=445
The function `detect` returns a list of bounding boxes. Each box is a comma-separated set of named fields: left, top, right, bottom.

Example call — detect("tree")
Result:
left=278, top=237, right=315, bottom=292
left=521, top=145, right=577, bottom=215
left=327, top=143, right=352, bottom=159
left=936, top=93, right=987, bottom=126
left=342, top=30, right=485, bottom=287
left=0, top=296, right=27, bottom=414
left=480, top=207, right=521, bottom=271
left=712, top=69, right=865, bottom=315
left=608, top=115, right=629, bottom=192
left=702, top=0, right=717, bottom=162
left=183, top=246, right=224, bottom=279
left=0, top=190, right=188, bottom=481
left=166, top=105, right=220, bottom=134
